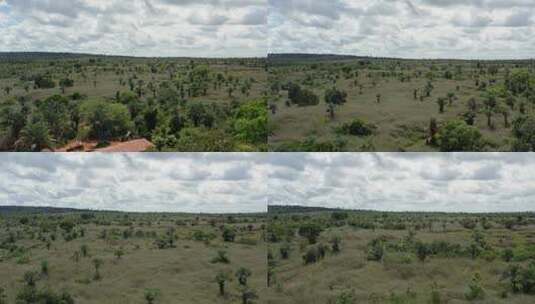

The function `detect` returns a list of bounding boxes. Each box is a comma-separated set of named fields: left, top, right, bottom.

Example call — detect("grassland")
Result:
left=268, top=54, right=535, bottom=152
left=0, top=207, right=266, bottom=304
left=0, top=53, right=268, bottom=152
left=267, top=205, right=535, bottom=304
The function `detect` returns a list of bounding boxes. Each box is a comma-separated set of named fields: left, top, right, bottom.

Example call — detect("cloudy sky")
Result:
left=268, top=153, right=535, bottom=213
left=0, top=0, right=267, bottom=57
left=0, top=153, right=267, bottom=213
left=269, top=0, right=535, bottom=59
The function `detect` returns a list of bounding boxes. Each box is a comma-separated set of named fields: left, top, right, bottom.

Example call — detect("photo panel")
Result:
left=268, top=0, right=535, bottom=152
left=0, top=0, right=268, bottom=152
left=267, top=153, right=535, bottom=303
left=0, top=153, right=267, bottom=303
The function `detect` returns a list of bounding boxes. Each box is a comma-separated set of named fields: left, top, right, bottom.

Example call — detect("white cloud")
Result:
left=0, top=0, right=267, bottom=57
left=0, top=153, right=268, bottom=213
left=267, top=153, right=535, bottom=213
left=268, top=0, right=535, bottom=59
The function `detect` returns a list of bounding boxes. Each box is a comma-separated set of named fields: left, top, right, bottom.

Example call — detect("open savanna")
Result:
left=268, top=54, right=535, bottom=152
left=267, top=205, right=535, bottom=304
left=0, top=53, right=268, bottom=152
left=0, top=207, right=266, bottom=304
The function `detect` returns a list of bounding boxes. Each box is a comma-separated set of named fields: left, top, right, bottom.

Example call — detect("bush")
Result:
left=367, top=239, right=385, bottom=262
left=78, top=100, right=134, bottom=142
left=303, top=246, right=319, bottom=265
left=438, top=120, right=483, bottom=152
left=232, top=100, right=267, bottom=146
left=465, top=273, right=485, bottom=300
left=335, top=119, right=375, bottom=136
left=298, top=222, right=323, bottom=244
left=211, top=250, right=230, bottom=264
left=288, top=83, right=319, bottom=106
left=222, top=227, right=236, bottom=242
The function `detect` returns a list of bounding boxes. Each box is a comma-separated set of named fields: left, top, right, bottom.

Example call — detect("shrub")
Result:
left=335, top=119, right=375, bottom=136
left=367, top=239, right=385, bottom=262
left=298, top=222, right=323, bottom=244
left=235, top=267, right=252, bottom=286
left=438, top=120, right=482, bottom=152
left=144, top=289, right=160, bottom=304
left=222, top=227, right=236, bottom=242
left=211, top=250, right=230, bottom=264
left=465, top=273, right=485, bottom=300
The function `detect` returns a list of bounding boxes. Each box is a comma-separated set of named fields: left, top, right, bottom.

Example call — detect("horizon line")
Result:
left=1, top=51, right=535, bottom=61
left=269, top=204, right=535, bottom=215
left=0, top=205, right=267, bottom=215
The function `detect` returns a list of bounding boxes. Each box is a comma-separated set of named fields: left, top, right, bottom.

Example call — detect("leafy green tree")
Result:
left=465, top=273, right=485, bottom=300
left=232, top=100, right=267, bottom=146
left=240, top=288, right=257, bottom=304
left=215, top=271, right=231, bottom=296
left=324, top=87, right=347, bottom=119
left=222, top=227, right=236, bottom=242
left=144, top=288, right=160, bottom=304
left=298, top=222, right=323, bottom=244
left=15, top=115, right=52, bottom=151
left=437, top=97, right=446, bottom=113
left=367, top=239, right=385, bottom=262
left=235, top=267, right=252, bottom=286
left=512, top=115, right=535, bottom=151
left=438, top=120, right=482, bottom=152
left=78, top=100, right=134, bottom=143
left=92, top=258, right=102, bottom=281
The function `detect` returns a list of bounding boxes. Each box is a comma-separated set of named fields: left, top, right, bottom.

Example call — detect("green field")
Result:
left=267, top=206, right=535, bottom=304
left=268, top=54, right=535, bottom=152
left=0, top=207, right=266, bottom=304
left=0, top=53, right=268, bottom=152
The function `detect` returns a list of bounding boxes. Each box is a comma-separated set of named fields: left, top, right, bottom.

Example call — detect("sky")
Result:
left=0, top=153, right=267, bottom=213
left=268, top=0, right=535, bottom=59
left=1, top=1, right=533, bottom=59
left=0, top=0, right=267, bottom=57
left=267, top=153, right=535, bottom=213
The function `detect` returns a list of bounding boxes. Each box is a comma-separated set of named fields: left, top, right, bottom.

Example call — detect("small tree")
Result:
left=211, top=250, right=230, bottom=264
left=298, top=222, right=323, bottom=244
left=331, top=236, right=341, bottom=253
left=215, top=271, right=231, bottom=296
left=23, top=271, right=39, bottom=287
left=437, top=97, right=446, bottom=113
left=144, top=288, right=160, bottom=304
left=324, top=87, right=347, bottom=119
left=465, top=273, right=485, bottom=300
left=367, top=239, right=384, bottom=262
left=92, top=258, right=103, bottom=281
left=222, top=227, right=236, bottom=242
left=0, top=287, right=6, bottom=304
left=115, top=248, right=124, bottom=260
left=415, top=242, right=430, bottom=263
left=241, top=288, right=258, bottom=304
left=280, top=243, right=291, bottom=259
left=235, top=267, right=252, bottom=286
left=41, top=260, right=49, bottom=277
left=80, top=244, right=89, bottom=257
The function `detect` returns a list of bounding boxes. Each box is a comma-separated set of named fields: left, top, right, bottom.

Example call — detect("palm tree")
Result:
left=15, top=116, right=52, bottom=152
left=215, top=271, right=231, bottom=296
left=92, top=258, right=103, bottom=280
left=437, top=97, right=446, bottom=113
left=235, top=267, right=252, bottom=286
left=447, top=92, right=456, bottom=105
left=483, top=107, right=494, bottom=129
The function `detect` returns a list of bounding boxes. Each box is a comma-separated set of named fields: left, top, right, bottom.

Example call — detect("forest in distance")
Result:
left=2, top=52, right=535, bottom=152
